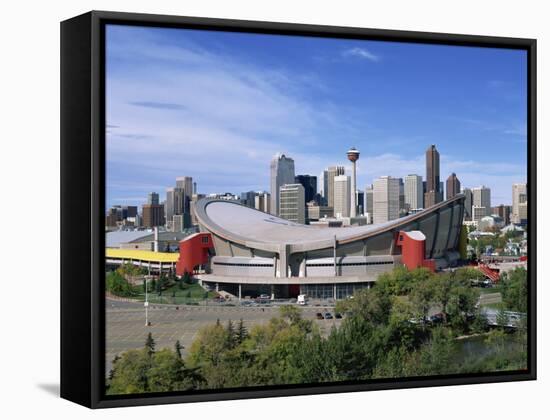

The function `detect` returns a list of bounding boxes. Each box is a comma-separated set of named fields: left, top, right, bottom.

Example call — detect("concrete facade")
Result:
left=404, top=174, right=423, bottom=211
left=191, top=195, right=465, bottom=298
left=373, top=176, right=400, bottom=224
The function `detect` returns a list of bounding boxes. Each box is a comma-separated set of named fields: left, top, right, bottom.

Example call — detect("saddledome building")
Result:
left=179, top=195, right=465, bottom=299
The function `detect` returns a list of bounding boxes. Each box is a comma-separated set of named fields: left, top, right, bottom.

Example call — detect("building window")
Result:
left=201, top=236, right=209, bottom=244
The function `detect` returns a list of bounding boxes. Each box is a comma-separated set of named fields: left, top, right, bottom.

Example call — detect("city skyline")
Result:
left=106, top=24, right=527, bottom=208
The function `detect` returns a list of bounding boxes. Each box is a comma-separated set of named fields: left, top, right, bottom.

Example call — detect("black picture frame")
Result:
left=61, top=10, right=537, bottom=409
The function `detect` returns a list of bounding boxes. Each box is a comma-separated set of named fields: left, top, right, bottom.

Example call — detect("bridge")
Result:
left=481, top=307, right=526, bottom=329
left=477, top=263, right=500, bottom=282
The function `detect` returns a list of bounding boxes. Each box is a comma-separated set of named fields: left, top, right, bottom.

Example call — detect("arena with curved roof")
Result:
left=183, top=195, right=465, bottom=299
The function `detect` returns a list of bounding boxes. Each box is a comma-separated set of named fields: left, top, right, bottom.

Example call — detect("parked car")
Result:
left=428, top=313, right=444, bottom=324
left=334, top=312, right=343, bottom=319
left=316, top=312, right=324, bottom=320
left=408, top=317, right=426, bottom=325
left=324, top=312, right=333, bottom=319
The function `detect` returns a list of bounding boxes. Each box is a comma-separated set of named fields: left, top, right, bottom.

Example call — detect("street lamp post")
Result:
left=144, top=276, right=149, bottom=326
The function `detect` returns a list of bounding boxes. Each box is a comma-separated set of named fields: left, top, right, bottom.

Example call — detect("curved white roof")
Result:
left=195, top=195, right=464, bottom=248
left=401, top=230, right=426, bottom=241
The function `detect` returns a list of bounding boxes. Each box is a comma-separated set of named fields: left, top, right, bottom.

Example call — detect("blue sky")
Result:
left=106, top=24, right=527, bottom=208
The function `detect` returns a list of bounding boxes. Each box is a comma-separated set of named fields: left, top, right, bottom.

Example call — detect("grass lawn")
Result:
left=133, top=282, right=218, bottom=305
left=478, top=285, right=502, bottom=295
left=481, top=302, right=506, bottom=310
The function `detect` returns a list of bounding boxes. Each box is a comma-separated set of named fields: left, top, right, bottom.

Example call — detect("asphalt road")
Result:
left=478, top=292, right=502, bottom=306
left=106, top=299, right=340, bottom=373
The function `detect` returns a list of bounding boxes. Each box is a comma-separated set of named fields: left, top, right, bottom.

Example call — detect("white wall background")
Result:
left=1, top=0, right=547, bottom=418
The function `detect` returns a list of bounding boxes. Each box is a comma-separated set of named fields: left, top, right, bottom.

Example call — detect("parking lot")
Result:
left=106, top=299, right=342, bottom=373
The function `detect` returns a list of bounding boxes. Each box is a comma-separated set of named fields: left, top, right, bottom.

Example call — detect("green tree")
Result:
left=376, top=266, right=413, bottom=296
left=454, top=267, right=484, bottom=282
left=107, top=349, right=151, bottom=394
left=446, top=284, right=478, bottom=333
left=116, top=263, right=147, bottom=277
left=431, top=273, right=454, bottom=323
left=338, top=288, right=391, bottom=326
left=470, top=310, right=489, bottom=334
left=226, top=320, right=236, bottom=349
left=108, top=354, right=121, bottom=381
left=175, top=340, right=183, bottom=359
left=410, top=278, right=435, bottom=322
left=145, top=332, right=156, bottom=357
left=500, top=267, right=528, bottom=312
left=182, top=270, right=192, bottom=285
left=236, top=319, right=248, bottom=344
left=106, top=271, right=135, bottom=297
left=413, top=327, right=456, bottom=376
left=279, top=305, right=303, bottom=325
left=148, top=349, right=202, bottom=392
left=107, top=346, right=203, bottom=395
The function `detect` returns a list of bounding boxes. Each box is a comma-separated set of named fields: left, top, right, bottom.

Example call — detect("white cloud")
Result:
left=105, top=28, right=524, bottom=208
left=106, top=28, right=373, bottom=205
left=342, top=47, right=380, bottom=62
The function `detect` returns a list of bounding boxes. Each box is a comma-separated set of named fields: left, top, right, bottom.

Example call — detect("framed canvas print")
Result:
left=60, top=11, right=536, bottom=408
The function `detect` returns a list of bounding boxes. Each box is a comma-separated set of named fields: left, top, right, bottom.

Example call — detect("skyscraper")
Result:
left=446, top=173, right=461, bottom=200
left=176, top=176, right=193, bottom=212
left=492, top=204, right=512, bottom=225
left=165, top=188, right=175, bottom=223
left=333, top=175, right=351, bottom=218
left=254, top=191, right=271, bottom=213
left=142, top=203, right=165, bottom=227
left=356, top=190, right=364, bottom=215
left=512, top=183, right=527, bottom=224
left=147, top=192, right=159, bottom=205
left=279, top=184, right=305, bottom=224
left=323, top=166, right=345, bottom=209
left=270, top=154, right=295, bottom=216
left=240, top=191, right=257, bottom=208
left=173, top=187, right=187, bottom=216
left=120, top=205, right=137, bottom=219
left=424, top=145, right=442, bottom=207
left=398, top=178, right=406, bottom=215
left=295, top=175, right=317, bottom=204
left=462, top=188, right=473, bottom=220
left=106, top=207, right=120, bottom=227
left=404, top=174, right=423, bottom=210
left=472, top=205, right=487, bottom=224
left=172, top=214, right=184, bottom=233
left=473, top=185, right=491, bottom=211
left=373, top=176, right=400, bottom=224
left=364, top=185, right=374, bottom=220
